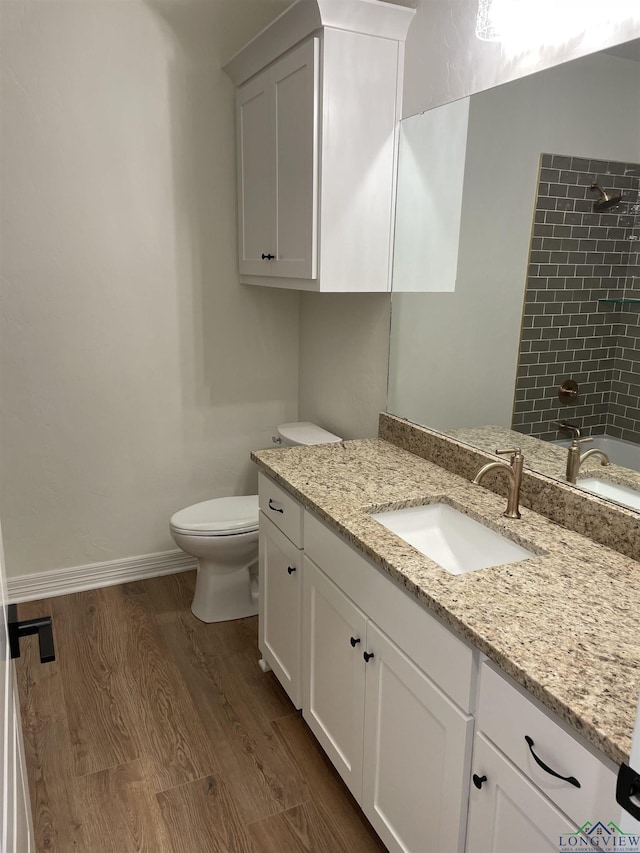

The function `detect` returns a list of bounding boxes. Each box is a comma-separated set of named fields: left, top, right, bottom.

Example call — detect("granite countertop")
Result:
left=448, top=425, right=640, bottom=495
left=252, top=437, right=640, bottom=767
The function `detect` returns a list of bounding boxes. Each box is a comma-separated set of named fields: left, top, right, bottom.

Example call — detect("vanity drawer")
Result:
left=477, top=661, right=618, bottom=826
left=258, top=473, right=304, bottom=547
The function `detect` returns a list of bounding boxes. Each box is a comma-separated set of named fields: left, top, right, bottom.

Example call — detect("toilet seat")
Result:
left=170, top=495, right=259, bottom=536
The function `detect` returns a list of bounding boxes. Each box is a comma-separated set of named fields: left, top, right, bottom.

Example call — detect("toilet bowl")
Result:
left=170, top=496, right=259, bottom=623
left=170, top=422, right=342, bottom=624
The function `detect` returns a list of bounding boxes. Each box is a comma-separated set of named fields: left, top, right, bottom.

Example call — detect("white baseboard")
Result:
left=7, top=549, right=198, bottom=604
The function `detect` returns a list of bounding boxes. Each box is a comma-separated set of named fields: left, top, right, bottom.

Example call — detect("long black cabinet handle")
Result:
left=617, top=763, right=640, bottom=820
left=268, top=499, right=283, bottom=514
left=525, top=735, right=580, bottom=788
left=7, top=603, right=56, bottom=664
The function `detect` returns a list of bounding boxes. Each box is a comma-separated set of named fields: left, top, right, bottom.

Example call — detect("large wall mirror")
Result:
left=388, top=38, right=640, bottom=512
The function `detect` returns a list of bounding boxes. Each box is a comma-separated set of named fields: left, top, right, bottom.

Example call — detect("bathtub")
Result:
left=555, top=435, right=640, bottom=473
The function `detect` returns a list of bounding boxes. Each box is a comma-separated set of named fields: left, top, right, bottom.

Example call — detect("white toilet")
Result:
left=170, top=422, right=341, bottom=623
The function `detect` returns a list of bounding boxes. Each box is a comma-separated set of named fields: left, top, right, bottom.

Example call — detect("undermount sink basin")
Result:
left=371, top=503, right=535, bottom=575
left=577, top=478, right=640, bottom=512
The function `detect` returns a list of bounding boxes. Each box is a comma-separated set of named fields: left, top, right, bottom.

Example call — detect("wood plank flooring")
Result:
left=15, top=572, right=385, bottom=852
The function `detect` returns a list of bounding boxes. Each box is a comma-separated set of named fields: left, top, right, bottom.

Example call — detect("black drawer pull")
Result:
left=525, top=735, right=581, bottom=788
left=287, top=566, right=296, bottom=574
left=472, top=774, right=487, bottom=789
left=617, top=763, right=640, bottom=821
left=350, top=636, right=361, bottom=647
left=363, top=651, right=374, bottom=663
left=262, top=253, right=275, bottom=260
left=268, top=499, right=283, bottom=514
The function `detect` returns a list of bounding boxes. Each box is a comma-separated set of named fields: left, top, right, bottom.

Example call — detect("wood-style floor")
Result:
left=15, top=572, right=385, bottom=852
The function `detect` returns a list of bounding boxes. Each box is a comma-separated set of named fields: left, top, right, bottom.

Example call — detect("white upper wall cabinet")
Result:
left=236, top=39, right=319, bottom=280
left=223, top=0, right=415, bottom=292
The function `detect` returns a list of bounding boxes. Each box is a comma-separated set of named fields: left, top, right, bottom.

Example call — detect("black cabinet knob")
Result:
left=287, top=566, right=296, bottom=574
left=472, top=774, right=487, bottom=789
left=350, top=636, right=361, bottom=647
left=363, top=651, right=374, bottom=663
left=261, top=253, right=275, bottom=260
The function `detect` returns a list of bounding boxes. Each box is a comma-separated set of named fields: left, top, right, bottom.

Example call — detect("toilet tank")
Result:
left=275, top=421, right=342, bottom=447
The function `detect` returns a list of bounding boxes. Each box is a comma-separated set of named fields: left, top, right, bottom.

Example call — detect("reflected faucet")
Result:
left=565, top=439, right=610, bottom=484
left=555, top=420, right=610, bottom=484
left=473, top=448, right=524, bottom=519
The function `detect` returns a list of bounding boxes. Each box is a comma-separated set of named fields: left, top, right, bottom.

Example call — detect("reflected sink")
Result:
left=577, top=478, right=640, bottom=512
left=371, top=503, right=535, bottom=575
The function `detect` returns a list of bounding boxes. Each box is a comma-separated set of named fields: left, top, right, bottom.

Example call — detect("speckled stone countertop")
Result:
left=448, top=425, right=640, bottom=495
left=252, top=438, right=640, bottom=767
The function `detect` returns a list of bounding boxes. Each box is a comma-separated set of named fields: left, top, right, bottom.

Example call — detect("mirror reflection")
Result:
left=388, top=39, right=640, bottom=512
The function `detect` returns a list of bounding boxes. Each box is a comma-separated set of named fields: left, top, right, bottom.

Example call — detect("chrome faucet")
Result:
left=473, top=448, right=524, bottom=519
left=555, top=420, right=610, bottom=484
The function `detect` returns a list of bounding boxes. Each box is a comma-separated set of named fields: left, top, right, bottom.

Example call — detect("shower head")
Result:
left=590, top=182, right=623, bottom=212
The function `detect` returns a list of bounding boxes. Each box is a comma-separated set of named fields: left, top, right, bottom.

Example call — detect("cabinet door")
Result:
left=236, top=70, right=274, bottom=275
left=362, top=622, right=473, bottom=853
left=271, top=38, right=318, bottom=279
left=466, top=734, right=589, bottom=853
left=236, top=38, right=318, bottom=280
left=302, top=557, right=367, bottom=801
left=258, top=514, right=302, bottom=709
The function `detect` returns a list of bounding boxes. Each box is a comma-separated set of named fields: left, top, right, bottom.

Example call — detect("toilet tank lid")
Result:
left=277, top=422, right=342, bottom=445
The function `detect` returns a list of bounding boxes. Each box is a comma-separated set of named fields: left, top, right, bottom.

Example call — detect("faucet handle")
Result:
left=496, top=447, right=522, bottom=458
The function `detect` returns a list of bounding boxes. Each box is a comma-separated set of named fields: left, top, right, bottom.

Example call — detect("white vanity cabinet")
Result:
left=257, top=474, right=304, bottom=709
left=466, top=662, right=620, bottom=852
left=223, top=0, right=414, bottom=292
left=256, top=471, right=626, bottom=853
left=303, top=513, right=475, bottom=853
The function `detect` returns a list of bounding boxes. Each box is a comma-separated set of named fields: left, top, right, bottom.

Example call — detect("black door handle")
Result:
left=262, top=253, right=275, bottom=260
left=617, top=763, right=640, bottom=820
left=287, top=566, right=296, bottom=574
left=7, top=603, right=56, bottom=664
left=473, top=774, right=487, bottom=789
left=350, top=636, right=361, bottom=647
left=268, top=498, right=283, bottom=513
left=363, top=651, right=374, bottom=662
left=525, top=735, right=580, bottom=788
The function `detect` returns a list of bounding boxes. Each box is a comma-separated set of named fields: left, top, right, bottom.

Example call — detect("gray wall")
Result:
left=0, top=0, right=297, bottom=578
left=401, top=0, right=640, bottom=116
